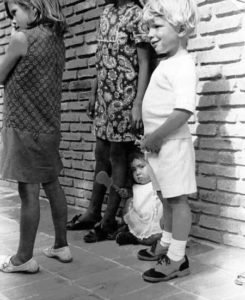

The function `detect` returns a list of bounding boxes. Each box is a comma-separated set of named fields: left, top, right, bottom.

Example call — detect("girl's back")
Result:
left=4, top=26, right=65, bottom=134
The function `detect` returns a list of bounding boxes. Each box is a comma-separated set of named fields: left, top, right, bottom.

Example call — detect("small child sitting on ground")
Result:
left=115, top=151, right=163, bottom=246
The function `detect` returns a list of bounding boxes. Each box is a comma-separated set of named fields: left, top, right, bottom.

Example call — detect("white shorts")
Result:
left=146, top=138, right=197, bottom=198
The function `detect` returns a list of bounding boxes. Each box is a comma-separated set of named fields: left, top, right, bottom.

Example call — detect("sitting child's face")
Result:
left=131, top=158, right=151, bottom=185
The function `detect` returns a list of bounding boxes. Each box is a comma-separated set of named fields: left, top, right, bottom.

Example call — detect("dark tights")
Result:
left=85, top=138, right=135, bottom=230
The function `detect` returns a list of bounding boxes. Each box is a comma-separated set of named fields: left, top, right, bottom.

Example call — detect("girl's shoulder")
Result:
left=8, top=31, right=28, bottom=57
left=21, top=26, right=62, bottom=43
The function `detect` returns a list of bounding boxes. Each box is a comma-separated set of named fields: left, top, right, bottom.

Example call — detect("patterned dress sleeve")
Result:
left=131, top=6, right=149, bottom=45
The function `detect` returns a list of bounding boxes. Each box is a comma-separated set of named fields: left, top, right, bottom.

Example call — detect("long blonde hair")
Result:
left=4, top=0, right=67, bottom=36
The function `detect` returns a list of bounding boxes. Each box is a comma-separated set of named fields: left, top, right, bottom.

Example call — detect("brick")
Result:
left=220, top=206, right=245, bottom=221
left=188, top=37, right=215, bottom=51
left=218, top=151, right=245, bottom=166
left=199, top=163, right=239, bottom=179
left=198, top=65, right=222, bottom=80
left=196, top=150, right=218, bottom=163
left=66, top=58, right=87, bottom=70
left=70, top=142, right=93, bottom=151
left=223, top=233, right=245, bottom=248
left=220, top=124, right=245, bottom=137
left=199, top=15, right=242, bottom=36
left=196, top=95, right=218, bottom=108
left=218, top=93, right=245, bottom=107
left=199, top=137, right=243, bottom=151
left=61, top=150, right=83, bottom=160
left=191, top=226, right=223, bottom=244
left=199, top=48, right=242, bottom=65
left=199, top=215, right=241, bottom=234
left=217, top=30, right=245, bottom=47
left=199, top=189, right=241, bottom=206
left=196, top=124, right=217, bottom=136
left=217, top=179, right=245, bottom=194
left=197, top=110, right=236, bottom=123
left=67, top=14, right=83, bottom=26
left=213, top=1, right=242, bottom=16
left=197, top=79, right=236, bottom=94
left=64, top=169, right=84, bottom=179
left=196, top=175, right=217, bottom=190
left=74, top=0, right=96, bottom=13
left=83, top=172, right=95, bottom=181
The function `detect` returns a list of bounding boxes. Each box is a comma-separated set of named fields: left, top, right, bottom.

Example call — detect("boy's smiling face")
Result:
left=131, top=158, right=151, bottom=185
left=148, top=16, right=181, bottom=58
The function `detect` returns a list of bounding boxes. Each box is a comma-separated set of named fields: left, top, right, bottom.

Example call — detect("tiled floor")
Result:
left=1, top=185, right=245, bottom=300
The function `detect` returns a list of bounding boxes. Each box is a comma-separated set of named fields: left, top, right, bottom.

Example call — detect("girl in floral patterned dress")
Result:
left=0, top=0, right=72, bottom=273
left=67, top=0, right=151, bottom=242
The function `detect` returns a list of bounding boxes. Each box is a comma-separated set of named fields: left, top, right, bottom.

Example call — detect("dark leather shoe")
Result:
left=84, top=221, right=118, bottom=243
left=66, top=214, right=101, bottom=230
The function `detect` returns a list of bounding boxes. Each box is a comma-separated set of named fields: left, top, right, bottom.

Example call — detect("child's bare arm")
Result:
left=132, top=44, right=151, bottom=130
left=141, top=109, right=192, bottom=153
left=0, top=31, right=27, bottom=85
left=86, top=76, right=97, bottom=119
left=113, top=185, right=133, bottom=199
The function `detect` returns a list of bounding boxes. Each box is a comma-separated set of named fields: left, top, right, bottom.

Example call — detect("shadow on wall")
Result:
left=189, top=75, right=245, bottom=248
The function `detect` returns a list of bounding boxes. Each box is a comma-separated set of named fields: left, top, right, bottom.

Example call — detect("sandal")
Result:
left=66, top=214, right=101, bottom=230
left=84, top=222, right=117, bottom=243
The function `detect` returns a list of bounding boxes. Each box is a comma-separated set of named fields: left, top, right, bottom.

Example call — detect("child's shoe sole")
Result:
left=142, top=267, right=190, bottom=283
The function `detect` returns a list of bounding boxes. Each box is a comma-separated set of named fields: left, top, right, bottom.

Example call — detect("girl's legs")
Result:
left=42, top=179, right=68, bottom=249
left=101, top=142, right=133, bottom=231
left=78, top=138, right=111, bottom=223
left=11, top=182, right=40, bottom=265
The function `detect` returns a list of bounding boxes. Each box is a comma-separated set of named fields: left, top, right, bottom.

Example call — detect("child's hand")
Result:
left=131, top=104, right=143, bottom=130
left=135, top=135, right=145, bottom=152
left=113, top=185, right=133, bottom=199
left=141, top=133, right=163, bottom=153
left=86, top=96, right=96, bottom=119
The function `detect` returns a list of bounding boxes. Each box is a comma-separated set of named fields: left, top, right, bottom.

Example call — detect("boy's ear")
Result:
left=178, top=25, right=187, bottom=37
left=31, top=6, right=38, bottom=17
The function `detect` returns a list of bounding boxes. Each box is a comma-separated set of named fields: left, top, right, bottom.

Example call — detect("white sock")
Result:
left=167, top=238, right=187, bottom=261
left=160, top=230, right=172, bottom=248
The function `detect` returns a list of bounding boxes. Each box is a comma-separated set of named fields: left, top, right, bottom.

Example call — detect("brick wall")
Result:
left=0, top=0, right=245, bottom=248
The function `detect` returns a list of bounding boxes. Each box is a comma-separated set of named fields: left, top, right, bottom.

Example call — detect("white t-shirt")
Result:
left=142, top=52, right=197, bottom=139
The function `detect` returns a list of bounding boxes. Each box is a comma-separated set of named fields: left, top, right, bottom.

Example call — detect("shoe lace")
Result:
left=157, top=255, right=170, bottom=266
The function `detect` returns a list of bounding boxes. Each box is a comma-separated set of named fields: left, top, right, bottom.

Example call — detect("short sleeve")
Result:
left=172, top=58, right=197, bottom=114
left=131, top=6, right=149, bottom=44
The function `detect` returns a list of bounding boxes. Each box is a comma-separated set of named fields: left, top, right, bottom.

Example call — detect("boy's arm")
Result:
left=132, top=43, right=151, bottom=130
left=0, top=31, right=27, bottom=85
left=141, top=109, right=192, bottom=153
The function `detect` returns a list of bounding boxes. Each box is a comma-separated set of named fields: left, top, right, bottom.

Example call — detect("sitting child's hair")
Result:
left=128, top=151, right=151, bottom=185
left=143, top=0, right=199, bottom=37
left=4, top=0, right=67, bottom=36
